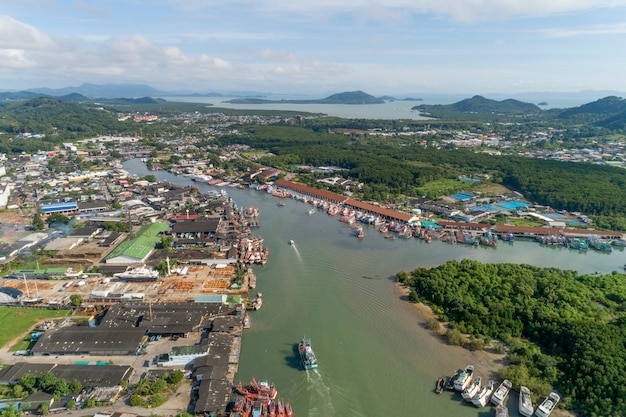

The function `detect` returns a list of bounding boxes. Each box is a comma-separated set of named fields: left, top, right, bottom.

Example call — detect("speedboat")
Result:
left=490, top=379, right=512, bottom=406
left=454, top=364, right=475, bottom=391
left=461, top=376, right=482, bottom=402
left=288, top=240, right=295, bottom=246
left=519, top=386, right=534, bottom=417
left=472, top=379, right=495, bottom=407
left=535, top=392, right=560, bottom=417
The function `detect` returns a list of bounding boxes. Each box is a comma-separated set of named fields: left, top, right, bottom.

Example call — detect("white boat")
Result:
left=491, top=379, right=512, bottom=406
left=461, top=376, right=482, bottom=402
left=535, top=392, right=560, bottom=417
left=519, top=386, right=534, bottom=417
left=472, top=378, right=495, bottom=407
left=288, top=240, right=295, bottom=246
left=454, top=364, right=475, bottom=391
left=114, top=265, right=159, bottom=282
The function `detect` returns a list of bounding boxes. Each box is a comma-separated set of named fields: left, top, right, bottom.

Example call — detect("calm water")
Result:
left=159, top=94, right=593, bottom=119
left=124, top=159, right=625, bottom=417
left=159, top=96, right=431, bottom=120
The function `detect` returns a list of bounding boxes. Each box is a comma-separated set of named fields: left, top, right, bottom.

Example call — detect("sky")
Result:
left=1, top=0, right=626, bottom=96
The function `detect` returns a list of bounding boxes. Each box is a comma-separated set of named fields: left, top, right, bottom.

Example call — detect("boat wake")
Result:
left=305, top=370, right=336, bottom=417
left=292, top=244, right=302, bottom=261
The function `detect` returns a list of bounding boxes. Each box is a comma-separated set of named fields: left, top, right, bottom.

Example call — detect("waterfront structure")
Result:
left=274, top=179, right=418, bottom=224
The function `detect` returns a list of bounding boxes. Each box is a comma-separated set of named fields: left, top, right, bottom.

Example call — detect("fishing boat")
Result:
left=454, top=364, right=475, bottom=391
left=435, top=377, right=445, bottom=394
left=472, top=378, right=495, bottom=407
left=461, top=376, right=482, bottom=402
left=298, top=336, right=318, bottom=370
left=490, top=379, right=512, bottom=406
left=252, top=400, right=262, bottom=417
left=232, top=395, right=246, bottom=412
left=235, top=377, right=278, bottom=401
left=446, top=370, right=460, bottom=390
left=276, top=399, right=285, bottom=417
left=496, top=404, right=509, bottom=417
left=535, top=392, right=560, bottom=417
left=284, top=402, right=294, bottom=417
left=519, top=386, right=534, bottom=417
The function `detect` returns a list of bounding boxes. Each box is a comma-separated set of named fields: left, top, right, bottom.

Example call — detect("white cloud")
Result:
left=172, top=0, right=626, bottom=22
left=0, top=49, right=36, bottom=69
left=0, top=15, right=57, bottom=50
left=543, top=22, right=626, bottom=37
left=259, top=49, right=299, bottom=62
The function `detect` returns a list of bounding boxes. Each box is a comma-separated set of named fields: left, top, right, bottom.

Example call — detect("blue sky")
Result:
left=1, top=0, right=626, bottom=95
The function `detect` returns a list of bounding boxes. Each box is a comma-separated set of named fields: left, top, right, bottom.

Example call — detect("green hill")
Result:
left=557, top=96, right=626, bottom=119
left=413, top=95, right=541, bottom=116
left=226, top=90, right=384, bottom=105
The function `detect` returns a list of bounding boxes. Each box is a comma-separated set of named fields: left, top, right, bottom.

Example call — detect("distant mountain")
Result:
left=226, top=90, right=384, bottom=105
left=27, top=83, right=166, bottom=98
left=414, top=95, right=541, bottom=115
left=378, top=95, right=422, bottom=102
left=0, top=91, right=44, bottom=101
left=557, top=96, right=626, bottom=119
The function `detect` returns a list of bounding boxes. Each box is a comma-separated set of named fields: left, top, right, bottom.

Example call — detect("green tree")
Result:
left=69, top=294, right=83, bottom=308
left=19, top=374, right=36, bottom=392
left=129, top=395, right=143, bottom=407
left=69, top=379, right=83, bottom=394
left=0, top=403, right=20, bottom=417
left=32, top=210, right=45, bottom=231
left=38, top=402, right=49, bottom=415
left=45, top=213, right=71, bottom=225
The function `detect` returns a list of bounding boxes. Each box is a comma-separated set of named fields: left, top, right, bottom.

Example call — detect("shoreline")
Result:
left=394, top=282, right=577, bottom=417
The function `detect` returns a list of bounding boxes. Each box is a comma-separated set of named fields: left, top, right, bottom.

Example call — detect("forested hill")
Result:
left=557, top=95, right=626, bottom=118
left=413, top=95, right=541, bottom=116
left=397, top=259, right=626, bottom=417
left=0, top=97, right=133, bottom=145
left=226, top=90, right=384, bottom=104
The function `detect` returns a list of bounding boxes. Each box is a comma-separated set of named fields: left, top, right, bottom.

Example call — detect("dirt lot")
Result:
left=45, top=239, right=117, bottom=269
left=0, top=210, right=33, bottom=245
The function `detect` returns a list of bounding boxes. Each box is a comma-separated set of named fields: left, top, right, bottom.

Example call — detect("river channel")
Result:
left=124, top=159, right=624, bottom=417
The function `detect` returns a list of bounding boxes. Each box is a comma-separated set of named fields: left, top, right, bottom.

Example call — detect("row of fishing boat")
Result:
left=438, top=365, right=560, bottom=417
left=232, top=378, right=294, bottom=417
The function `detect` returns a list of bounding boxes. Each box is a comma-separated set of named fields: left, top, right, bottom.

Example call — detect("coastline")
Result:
left=394, top=283, right=577, bottom=417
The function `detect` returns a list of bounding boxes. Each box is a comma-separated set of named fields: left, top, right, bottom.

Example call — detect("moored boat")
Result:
left=298, top=336, right=318, bottom=370
left=519, top=386, right=534, bottom=417
left=454, top=364, right=475, bottom=391
left=446, top=370, right=460, bottom=390
left=435, top=377, right=445, bottom=394
left=472, top=378, right=495, bottom=407
left=235, top=377, right=278, bottom=401
left=461, top=376, right=482, bottom=402
left=490, top=379, right=512, bottom=406
left=243, top=314, right=251, bottom=329
left=284, top=402, right=294, bottom=417
left=535, top=392, right=560, bottom=417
